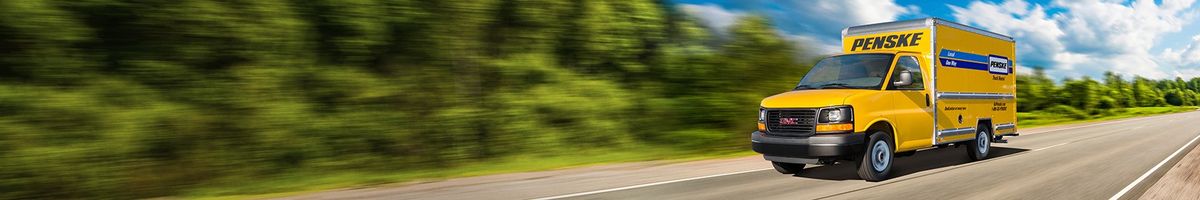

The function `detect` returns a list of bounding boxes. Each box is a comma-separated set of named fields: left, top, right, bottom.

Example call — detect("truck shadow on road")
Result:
left=793, top=146, right=1028, bottom=180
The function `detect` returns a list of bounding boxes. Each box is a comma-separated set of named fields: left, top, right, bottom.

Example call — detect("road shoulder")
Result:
left=1139, top=137, right=1200, bottom=200
left=274, top=156, right=770, bottom=200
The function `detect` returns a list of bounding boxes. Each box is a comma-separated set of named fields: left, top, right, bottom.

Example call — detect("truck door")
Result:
left=889, top=54, right=934, bottom=151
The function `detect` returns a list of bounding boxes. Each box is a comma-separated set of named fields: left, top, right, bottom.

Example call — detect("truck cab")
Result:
left=752, top=18, right=1017, bottom=181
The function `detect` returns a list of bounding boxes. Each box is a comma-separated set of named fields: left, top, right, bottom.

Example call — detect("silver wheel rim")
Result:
left=871, top=140, right=890, bottom=172
left=977, top=131, right=989, bottom=155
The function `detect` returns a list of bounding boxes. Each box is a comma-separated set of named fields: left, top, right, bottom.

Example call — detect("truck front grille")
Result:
left=765, top=109, right=818, bottom=137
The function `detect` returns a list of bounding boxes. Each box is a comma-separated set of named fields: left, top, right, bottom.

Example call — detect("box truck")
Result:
left=751, top=18, right=1018, bottom=181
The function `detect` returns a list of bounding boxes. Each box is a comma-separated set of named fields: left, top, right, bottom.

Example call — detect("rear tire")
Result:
left=967, top=126, right=991, bottom=161
left=772, top=162, right=806, bottom=174
left=856, top=131, right=894, bottom=182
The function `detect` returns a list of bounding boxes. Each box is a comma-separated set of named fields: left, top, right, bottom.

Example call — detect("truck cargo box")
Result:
left=841, top=18, right=1017, bottom=145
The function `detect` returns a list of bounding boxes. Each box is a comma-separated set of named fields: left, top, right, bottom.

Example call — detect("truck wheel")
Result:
left=771, top=162, right=805, bottom=174
left=967, top=127, right=991, bottom=161
left=856, top=131, right=893, bottom=182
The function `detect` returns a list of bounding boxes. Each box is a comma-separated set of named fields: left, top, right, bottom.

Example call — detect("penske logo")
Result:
left=850, top=32, right=924, bottom=51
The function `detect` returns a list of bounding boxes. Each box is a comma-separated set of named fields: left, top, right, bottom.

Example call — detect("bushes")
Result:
left=1017, top=70, right=1200, bottom=117
left=1040, top=105, right=1090, bottom=120
left=661, top=129, right=741, bottom=150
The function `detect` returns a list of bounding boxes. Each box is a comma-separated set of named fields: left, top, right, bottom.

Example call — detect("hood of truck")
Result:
left=760, top=89, right=875, bottom=108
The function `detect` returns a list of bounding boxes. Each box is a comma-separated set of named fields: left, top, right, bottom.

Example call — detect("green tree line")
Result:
left=1018, top=68, right=1200, bottom=119
left=0, top=0, right=807, bottom=198
left=0, top=0, right=1197, bottom=198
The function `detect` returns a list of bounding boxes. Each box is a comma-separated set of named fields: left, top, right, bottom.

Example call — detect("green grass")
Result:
left=184, top=145, right=757, bottom=200
left=1018, top=106, right=1199, bottom=128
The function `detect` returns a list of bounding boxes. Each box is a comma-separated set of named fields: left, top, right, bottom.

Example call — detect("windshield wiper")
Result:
left=794, top=84, right=816, bottom=90
left=818, top=83, right=852, bottom=89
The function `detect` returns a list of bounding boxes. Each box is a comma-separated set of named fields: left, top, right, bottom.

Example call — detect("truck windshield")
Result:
left=794, top=53, right=895, bottom=90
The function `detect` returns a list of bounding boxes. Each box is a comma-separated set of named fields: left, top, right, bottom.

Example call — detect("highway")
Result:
left=280, top=111, right=1200, bottom=200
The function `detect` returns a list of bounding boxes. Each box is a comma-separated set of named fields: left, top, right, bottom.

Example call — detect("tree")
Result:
left=1103, top=72, right=1135, bottom=108
left=1132, top=77, right=1165, bottom=107
left=1165, top=89, right=1185, bottom=106
left=1015, top=67, right=1059, bottom=110
left=1062, top=77, right=1100, bottom=111
left=1189, top=77, right=1200, bottom=91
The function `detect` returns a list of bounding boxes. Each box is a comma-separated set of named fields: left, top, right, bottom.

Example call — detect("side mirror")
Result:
left=893, top=70, right=913, bottom=86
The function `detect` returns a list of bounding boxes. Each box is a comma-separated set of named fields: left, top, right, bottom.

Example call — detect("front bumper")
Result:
left=751, top=131, right=864, bottom=161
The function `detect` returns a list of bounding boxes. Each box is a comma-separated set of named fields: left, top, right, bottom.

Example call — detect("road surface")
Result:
left=280, top=111, right=1200, bottom=200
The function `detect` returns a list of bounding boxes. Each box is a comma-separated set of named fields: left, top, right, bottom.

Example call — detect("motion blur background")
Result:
left=1, top=0, right=1199, bottom=199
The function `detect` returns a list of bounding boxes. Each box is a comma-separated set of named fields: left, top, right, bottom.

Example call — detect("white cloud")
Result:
left=1160, top=35, right=1200, bottom=65
left=776, top=0, right=919, bottom=40
left=951, top=0, right=1200, bottom=79
left=1054, top=0, right=1196, bottom=55
left=812, top=0, right=916, bottom=26
left=781, top=0, right=921, bottom=53
left=785, top=34, right=841, bottom=57
left=1014, top=65, right=1036, bottom=76
left=678, top=4, right=742, bottom=35
left=1159, top=35, right=1200, bottom=79
left=678, top=3, right=845, bottom=57
left=950, top=0, right=1066, bottom=69
left=1175, top=69, right=1200, bottom=79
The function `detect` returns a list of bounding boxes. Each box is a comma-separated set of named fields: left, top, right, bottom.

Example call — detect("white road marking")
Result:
left=1022, top=114, right=1167, bottom=136
left=1108, top=132, right=1200, bottom=200
left=530, top=168, right=772, bottom=200
left=1027, top=127, right=1136, bottom=152
left=1032, top=142, right=1070, bottom=151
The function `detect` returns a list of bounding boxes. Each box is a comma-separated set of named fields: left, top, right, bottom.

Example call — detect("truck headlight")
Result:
left=826, top=109, right=843, bottom=121
left=818, top=106, right=853, bottom=123
left=759, top=108, right=766, bottom=122
left=816, top=106, right=853, bottom=133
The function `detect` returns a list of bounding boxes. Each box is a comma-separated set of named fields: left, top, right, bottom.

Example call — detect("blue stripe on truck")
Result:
left=938, top=49, right=1011, bottom=75
left=939, top=49, right=988, bottom=63
left=939, top=58, right=989, bottom=70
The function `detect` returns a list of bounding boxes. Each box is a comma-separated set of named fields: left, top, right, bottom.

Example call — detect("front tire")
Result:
left=967, top=126, right=991, bottom=161
left=772, top=162, right=806, bottom=174
left=857, top=131, right=894, bottom=182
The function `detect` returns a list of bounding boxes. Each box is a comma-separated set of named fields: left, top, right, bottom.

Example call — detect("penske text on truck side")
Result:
left=751, top=18, right=1018, bottom=181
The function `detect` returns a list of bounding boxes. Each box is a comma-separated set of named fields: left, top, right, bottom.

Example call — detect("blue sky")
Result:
left=673, top=0, right=1200, bottom=80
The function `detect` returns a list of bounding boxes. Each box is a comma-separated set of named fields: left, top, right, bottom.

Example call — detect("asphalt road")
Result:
left=281, top=111, right=1200, bottom=200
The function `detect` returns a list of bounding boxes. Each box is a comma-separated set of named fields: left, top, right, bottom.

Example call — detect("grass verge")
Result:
left=1018, top=106, right=1199, bottom=128
left=184, top=145, right=756, bottom=200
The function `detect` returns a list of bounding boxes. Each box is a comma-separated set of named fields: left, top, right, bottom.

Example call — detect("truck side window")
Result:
left=891, top=56, right=924, bottom=90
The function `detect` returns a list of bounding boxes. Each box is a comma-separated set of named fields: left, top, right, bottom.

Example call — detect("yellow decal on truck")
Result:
left=848, top=32, right=924, bottom=51
left=842, top=30, right=931, bottom=53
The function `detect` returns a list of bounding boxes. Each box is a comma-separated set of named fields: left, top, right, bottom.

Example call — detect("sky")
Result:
left=673, top=0, right=1200, bottom=80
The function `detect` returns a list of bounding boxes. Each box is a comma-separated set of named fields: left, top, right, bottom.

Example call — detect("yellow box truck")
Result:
left=751, top=18, right=1017, bottom=181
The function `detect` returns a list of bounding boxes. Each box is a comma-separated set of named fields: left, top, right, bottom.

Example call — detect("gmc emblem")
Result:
left=779, top=118, right=800, bottom=125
